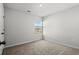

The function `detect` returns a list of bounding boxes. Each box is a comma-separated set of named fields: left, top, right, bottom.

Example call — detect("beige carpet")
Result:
left=3, top=40, right=79, bottom=55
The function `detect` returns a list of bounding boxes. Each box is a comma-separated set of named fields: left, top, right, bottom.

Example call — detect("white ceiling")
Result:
left=4, top=3, right=79, bottom=17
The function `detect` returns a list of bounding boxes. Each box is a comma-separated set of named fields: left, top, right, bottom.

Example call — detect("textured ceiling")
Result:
left=4, top=3, right=79, bottom=17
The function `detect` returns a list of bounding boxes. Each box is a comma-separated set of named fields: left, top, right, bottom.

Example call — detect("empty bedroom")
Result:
left=0, top=3, right=79, bottom=55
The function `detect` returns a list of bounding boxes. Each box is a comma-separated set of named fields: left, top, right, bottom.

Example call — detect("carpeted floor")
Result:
left=3, top=40, right=79, bottom=55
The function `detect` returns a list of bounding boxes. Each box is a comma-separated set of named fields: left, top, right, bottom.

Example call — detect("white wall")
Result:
left=4, top=7, right=42, bottom=47
left=44, top=6, right=79, bottom=49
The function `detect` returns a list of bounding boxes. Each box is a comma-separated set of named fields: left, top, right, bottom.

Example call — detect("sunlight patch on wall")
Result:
left=43, top=17, right=48, bottom=35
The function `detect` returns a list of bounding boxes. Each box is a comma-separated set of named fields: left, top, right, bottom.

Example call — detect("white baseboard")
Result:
left=5, top=39, right=40, bottom=48
left=46, top=38, right=79, bottom=49
left=5, top=38, right=79, bottom=49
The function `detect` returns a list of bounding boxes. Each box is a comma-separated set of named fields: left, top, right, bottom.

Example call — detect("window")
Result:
left=34, top=20, right=43, bottom=33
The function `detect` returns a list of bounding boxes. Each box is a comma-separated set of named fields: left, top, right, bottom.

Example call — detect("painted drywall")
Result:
left=44, top=5, right=79, bottom=49
left=4, top=7, right=42, bottom=47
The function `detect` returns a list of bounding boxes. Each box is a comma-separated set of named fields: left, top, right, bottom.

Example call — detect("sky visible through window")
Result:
left=35, top=20, right=43, bottom=27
